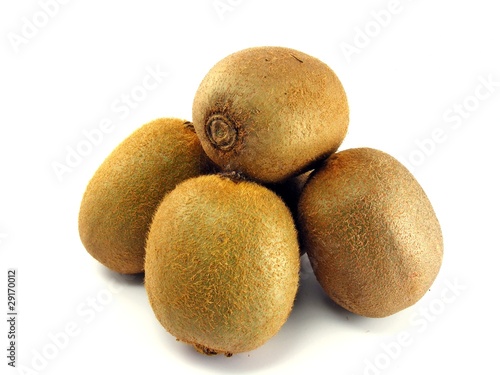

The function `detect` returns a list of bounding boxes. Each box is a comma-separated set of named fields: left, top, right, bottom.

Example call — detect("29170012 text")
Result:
left=7, top=269, right=17, bottom=368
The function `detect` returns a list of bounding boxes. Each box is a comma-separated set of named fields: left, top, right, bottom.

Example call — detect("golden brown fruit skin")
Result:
left=78, top=118, right=211, bottom=274
left=298, top=148, right=443, bottom=318
left=192, top=46, right=349, bottom=184
left=145, top=174, right=300, bottom=355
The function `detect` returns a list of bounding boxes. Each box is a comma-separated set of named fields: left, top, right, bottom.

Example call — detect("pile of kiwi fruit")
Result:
left=79, top=46, right=443, bottom=357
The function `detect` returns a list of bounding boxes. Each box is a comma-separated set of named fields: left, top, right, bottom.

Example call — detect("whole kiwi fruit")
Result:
left=145, top=174, right=300, bottom=356
left=78, top=118, right=211, bottom=274
left=298, top=148, right=443, bottom=318
left=192, top=46, right=349, bottom=184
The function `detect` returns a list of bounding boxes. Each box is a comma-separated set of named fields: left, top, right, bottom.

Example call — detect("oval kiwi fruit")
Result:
left=192, top=46, right=349, bottom=184
left=78, top=118, right=211, bottom=274
left=145, top=174, right=300, bottom=356
left=298, top=147, right=443, bottom=318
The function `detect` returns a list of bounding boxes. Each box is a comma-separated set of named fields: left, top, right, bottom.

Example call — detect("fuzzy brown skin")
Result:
left=145, top=175, right=300, bottom=355
left=78, top=118, right=212, bottom=274
left=192, top=46, right=349, bottom=184
left=298, top=148, right=443, bottom=318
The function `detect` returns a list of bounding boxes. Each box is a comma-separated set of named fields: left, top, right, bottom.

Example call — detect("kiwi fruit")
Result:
left=144, top=174, right=300, bottom=356
left=192, top=46, right=349, bottom=184
left=78, top=118, right=211, bottom=274
left=298, top=148, right=443, bottom=318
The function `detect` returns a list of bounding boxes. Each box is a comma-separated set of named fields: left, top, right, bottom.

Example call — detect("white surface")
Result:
left=1, top=1, right=499, bottom=374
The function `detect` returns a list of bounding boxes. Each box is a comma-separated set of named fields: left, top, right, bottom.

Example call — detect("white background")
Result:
left=1, top=0, right=499, bottom=374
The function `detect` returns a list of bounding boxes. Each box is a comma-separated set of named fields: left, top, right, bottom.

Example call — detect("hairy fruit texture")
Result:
left=78, top=118, right=211, bottom=274
left=145, top=175, right=300, bottom=355
left=298, top=148, right=443, bottom=318
left=192, top=46, right=349, bottom=184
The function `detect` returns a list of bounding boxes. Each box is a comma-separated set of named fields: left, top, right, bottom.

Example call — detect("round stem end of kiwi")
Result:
left=205, top=115, right=238, bottom=151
